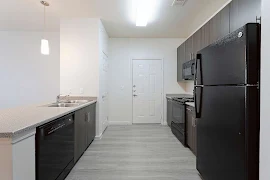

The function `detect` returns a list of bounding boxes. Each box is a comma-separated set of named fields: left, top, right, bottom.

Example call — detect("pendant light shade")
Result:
left=41, top=39, right=50, bottom=55
left=40, top=1, right=50, bottom=55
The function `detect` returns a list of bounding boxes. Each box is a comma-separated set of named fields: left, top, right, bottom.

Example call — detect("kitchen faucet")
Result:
left=56, top=94, right=70, bottom=103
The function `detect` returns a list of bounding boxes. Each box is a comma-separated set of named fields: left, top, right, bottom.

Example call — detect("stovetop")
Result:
left=172, top=97, right=194, bottom=103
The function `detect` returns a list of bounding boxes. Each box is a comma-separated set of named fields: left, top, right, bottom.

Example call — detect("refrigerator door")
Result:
left=195, top=23, right=260, bottom=86
left=196, top=86, right=259, bottom=180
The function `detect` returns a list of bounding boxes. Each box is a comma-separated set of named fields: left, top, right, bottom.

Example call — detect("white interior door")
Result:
left=132, top=60, right=162, bottom=124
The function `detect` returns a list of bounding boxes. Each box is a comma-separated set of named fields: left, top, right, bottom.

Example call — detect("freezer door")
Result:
left=195, top=23, right=260, bottom=86
left=196, top=86, right=259, bottom=180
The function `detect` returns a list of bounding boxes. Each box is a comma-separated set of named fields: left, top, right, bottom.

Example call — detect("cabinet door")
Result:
left=177, top=43, right=185, bottom=82
left=230, top=0, right=261, bottom=32
left=186, top=107, right=193, bottom=151
left=193, top=29, right=202, bottom=54
left=185, top=36, right=193, bottom=62
left=193, top=115, right=197, bottom=156
left=201, top=22, right=210, bottom=49
left=167, top=99, right=173, bottom=127
left=74, top=108, right=87, bottom=162
left=85, top=103, right=96, bottom=147
left=219, top=5, right=230, bottom=39
left=90, top=103, right=96, bottom=141
left=209, top=5, right=230, bottom=43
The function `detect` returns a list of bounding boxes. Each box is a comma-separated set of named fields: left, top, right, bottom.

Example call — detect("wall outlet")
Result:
left=80, top=88, right=84, bottom=94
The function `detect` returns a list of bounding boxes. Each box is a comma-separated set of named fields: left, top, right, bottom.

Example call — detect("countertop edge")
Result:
left=0, top=100, right=97, bottom=139
left=186, top=102, right=195, bottom=107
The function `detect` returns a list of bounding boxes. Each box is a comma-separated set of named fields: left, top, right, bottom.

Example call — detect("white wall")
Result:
left=0, top=31, right=60, bottom=109
left=184, top=82, right=194, bottom=94
left=109, top=38, right=186, bottom=125
left=260, top=0, right=269, bottom=179
left=60, top=18, right=109, bottom=137
left=60, top=18, right=100, bottom=96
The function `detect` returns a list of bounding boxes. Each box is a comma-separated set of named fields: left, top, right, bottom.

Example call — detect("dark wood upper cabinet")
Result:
left=201, top=22, right=210, bottom=50
left=176, top=0, right=261, bottom=82
left=230, top=0, right=261, bottom=32
left=193, top=28, right=202, bottom=55
left=219, top=5, right=230, bottom=39
left=177, top=43, right=185, bottom=82
left=185, top=36, right=193, bottom=62
left=209, top=5, right=230, bottom=44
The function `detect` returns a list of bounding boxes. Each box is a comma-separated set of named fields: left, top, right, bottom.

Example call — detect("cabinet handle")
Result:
left=190, top=53, right=192, bottom=60
left=88, top=112, right=91, bottom=122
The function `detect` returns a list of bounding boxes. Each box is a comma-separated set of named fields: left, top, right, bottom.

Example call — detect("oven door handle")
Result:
left=191, top=63, right=195, bottom=76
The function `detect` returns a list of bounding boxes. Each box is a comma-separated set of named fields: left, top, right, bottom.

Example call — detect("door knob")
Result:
left=133, top=94, right=138, bottom=97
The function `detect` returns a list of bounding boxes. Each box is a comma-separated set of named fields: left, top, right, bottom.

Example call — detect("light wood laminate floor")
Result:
left=66, top=125, right=201, bottom=180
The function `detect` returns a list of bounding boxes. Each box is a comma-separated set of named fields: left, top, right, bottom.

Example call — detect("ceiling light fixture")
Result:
left=133, top=0, right=155, bottom=27
left=40, top=1, right=50, bottom=55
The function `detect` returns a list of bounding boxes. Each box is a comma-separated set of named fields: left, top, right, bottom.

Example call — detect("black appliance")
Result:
left=195, top=23, right=260, bottom=180
left=166, top=98, right=173, bottom=127
left=170, top=95, right=194, bottom=146
left=36, top=114, right=75, bottom=180
left=183, top=59, right=196, bottom=80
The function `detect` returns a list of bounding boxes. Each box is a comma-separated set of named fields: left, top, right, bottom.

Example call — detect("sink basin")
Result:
left=70, top=100, right=89, bottom=103
left=42, top=99, right=90, bottom=108
left=46, top=103, right=80, bottom=108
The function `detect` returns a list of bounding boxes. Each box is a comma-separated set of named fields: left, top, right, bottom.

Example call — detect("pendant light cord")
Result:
left=43, top=4, right=46, bottom=38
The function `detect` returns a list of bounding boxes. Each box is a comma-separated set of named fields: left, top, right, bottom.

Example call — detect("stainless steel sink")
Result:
left=46, top=103, right=80, bottom=107
left=69, top=100, right=89, bottom=103
left=42, top=99, right=90, bottom=108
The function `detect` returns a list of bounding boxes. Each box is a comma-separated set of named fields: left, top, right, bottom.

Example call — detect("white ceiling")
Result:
left=0, top=0, right=229, bottom=38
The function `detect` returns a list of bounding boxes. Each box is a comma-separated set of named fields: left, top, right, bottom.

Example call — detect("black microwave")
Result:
left=182, top=59, right=195, bottom=80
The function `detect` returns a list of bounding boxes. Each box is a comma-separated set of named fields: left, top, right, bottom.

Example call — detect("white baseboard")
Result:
left=162, top=121, right=168, bottom=126
left=109, top=121, right=132, bottom=126
left=95, top=133, right=103, bottom=140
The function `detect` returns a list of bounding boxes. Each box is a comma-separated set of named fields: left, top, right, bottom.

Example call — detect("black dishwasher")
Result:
left=36, top=114, right=74, bottom=180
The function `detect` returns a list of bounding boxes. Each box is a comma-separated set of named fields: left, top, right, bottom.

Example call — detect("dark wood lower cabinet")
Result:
left=186, top=105, right=197, bottom=156
left=74, top=103, right=96, bottom=162
left=85, top=104, right=96, bottom=147
left=74, top=108, right=87, bottom=162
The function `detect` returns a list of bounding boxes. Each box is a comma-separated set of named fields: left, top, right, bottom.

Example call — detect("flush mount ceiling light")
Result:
left=133, top=0, right=156, bottom=27
left=40, top=1, right=50, bottom=55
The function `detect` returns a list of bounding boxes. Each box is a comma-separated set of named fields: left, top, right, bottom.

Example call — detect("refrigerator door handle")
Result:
left=194, top=54, right=201, bottom=86
left=195, top=86, right=203, bottom=118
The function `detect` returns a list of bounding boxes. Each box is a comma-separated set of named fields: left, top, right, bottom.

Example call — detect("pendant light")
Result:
left=40, top=1, right=50, bottom=55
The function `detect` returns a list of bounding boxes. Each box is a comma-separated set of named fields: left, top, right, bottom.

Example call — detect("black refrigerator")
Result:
left=195, top=23, right=260, bottom=180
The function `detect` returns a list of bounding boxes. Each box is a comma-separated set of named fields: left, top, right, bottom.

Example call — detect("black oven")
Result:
left=171, top=100, right=187, bottom=147
left=182, top=59, right=195, bottom=80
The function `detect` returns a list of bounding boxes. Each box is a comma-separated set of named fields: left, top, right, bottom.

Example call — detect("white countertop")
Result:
left=0, top=100, right=97, bottom=139
left=186, top=102, right=195, bottom=107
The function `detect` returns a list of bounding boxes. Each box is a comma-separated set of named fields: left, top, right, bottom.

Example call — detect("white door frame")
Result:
left=131, top=58, right=164, bottom=125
